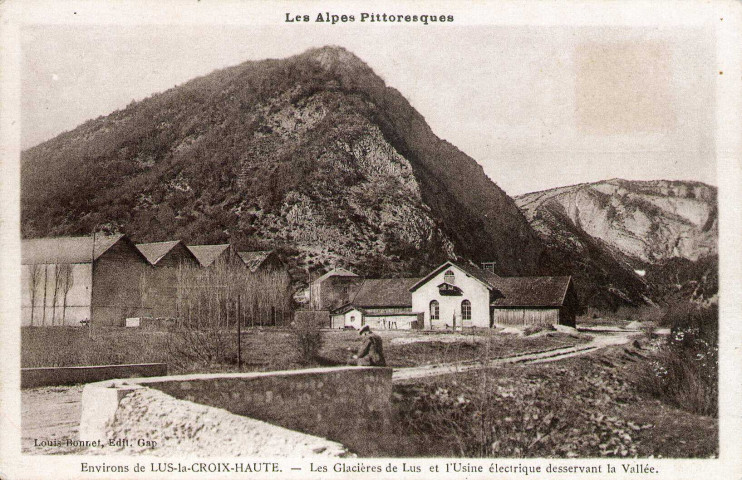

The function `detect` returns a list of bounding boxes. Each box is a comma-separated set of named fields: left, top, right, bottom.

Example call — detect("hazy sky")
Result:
left=21, top=24, right=716, bottom=195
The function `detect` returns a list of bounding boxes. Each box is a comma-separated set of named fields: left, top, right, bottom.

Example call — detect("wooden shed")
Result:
left=490, top=276, right=578, bottom=328
left=136, top=240, right=200, bottom=318
left=22, top=234, right=150, bottom=327
left=329, top=277, right=423, bottom=329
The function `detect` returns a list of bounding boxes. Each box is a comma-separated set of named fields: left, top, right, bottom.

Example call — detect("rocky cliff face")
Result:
left=516, top=179, right=717, bottom=308
left=517, top=179, right=717, bottom=264
left=21, top=46, right=544, bottom=279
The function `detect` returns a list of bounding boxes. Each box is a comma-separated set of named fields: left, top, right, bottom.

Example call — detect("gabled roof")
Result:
left=238, top=250, right=275, bottom=272
left=351, top=277, right=421, bottom=308
left=411, top=261, right=573, bottom=308
left=490, top=276, right=573, bottom=307
left=22, top=234, right=127, bottom=265
left=136, top=240, right=183, bottom=266
left=314, top=267, right=358, bottom=284
left=410, top=261, right=500, bottom=292
left=187, top=244, right=232, bottom=267
left=331, top=304, right=366, bottom=315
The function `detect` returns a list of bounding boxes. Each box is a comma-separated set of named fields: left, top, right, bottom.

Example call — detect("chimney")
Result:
left=481, top=262, right=496, bottom=273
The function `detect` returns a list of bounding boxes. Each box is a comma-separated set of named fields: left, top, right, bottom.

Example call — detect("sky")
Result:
left=21, top=24, right=717, bottom=196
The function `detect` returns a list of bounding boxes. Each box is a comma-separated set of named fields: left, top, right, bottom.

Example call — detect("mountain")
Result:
left=515, top=179, right=718, bottom=308
left=21, top=46, right=545, bottom=279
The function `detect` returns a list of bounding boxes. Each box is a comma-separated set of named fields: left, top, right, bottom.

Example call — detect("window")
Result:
left=461, top=300, right=471, bottom=320
left=444, top=270, right=455, bottom=285
left=430, top=300, right=440, bottom=320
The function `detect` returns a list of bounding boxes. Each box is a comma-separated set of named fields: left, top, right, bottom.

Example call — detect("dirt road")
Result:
left=21, top=385, right=85, bottom=454
left=391, top=329, right=639, bottom=382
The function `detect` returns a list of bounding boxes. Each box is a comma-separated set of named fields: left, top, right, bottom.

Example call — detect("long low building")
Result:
left=330, top=277, right=423, bottom=330
left=23, top=235, right=289, bottom=326
left=324, top=261, right=578, bottom=330
left=22, top=234, right=151, bottom=327
left=410, top=261, right=578, bottom=329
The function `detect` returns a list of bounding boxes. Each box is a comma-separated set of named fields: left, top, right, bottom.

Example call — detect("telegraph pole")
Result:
left=237, top=294, right=242, bottom=371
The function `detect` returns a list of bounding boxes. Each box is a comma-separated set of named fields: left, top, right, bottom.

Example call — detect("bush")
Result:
left=291, top=316, right=324, bottom=364
left=523, top=324, right=555, bottom=336
left=640, top=301, right=718, bottom=417
left=394, top=362, right=645, bottom=457
left=164, top=325, right=233, bottom=371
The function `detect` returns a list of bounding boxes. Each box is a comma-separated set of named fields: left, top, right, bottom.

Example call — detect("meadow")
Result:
left=21, top=324, right=587, bottom=373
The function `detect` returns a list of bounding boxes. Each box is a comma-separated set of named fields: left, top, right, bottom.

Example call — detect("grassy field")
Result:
left=21, top=326, right=588, bottom=374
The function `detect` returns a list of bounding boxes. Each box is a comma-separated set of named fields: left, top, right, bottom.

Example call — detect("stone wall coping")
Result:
left=91, top=365, right=390, bottom=388
left=22, top=362, right=167, bottom=372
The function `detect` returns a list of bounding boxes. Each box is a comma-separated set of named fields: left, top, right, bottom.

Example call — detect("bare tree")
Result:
left=59, top=264, right=73, bottom=325
left=51, top=264, right=65, bottom=326
left=168, top=261, right=292, bottom=366
left=41, top=264, right=48, bottom=326
left=28, top=264, right=42, bottom=326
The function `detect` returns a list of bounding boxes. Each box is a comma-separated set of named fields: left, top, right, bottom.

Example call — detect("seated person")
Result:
left=349, top=325, right=386, bottom=366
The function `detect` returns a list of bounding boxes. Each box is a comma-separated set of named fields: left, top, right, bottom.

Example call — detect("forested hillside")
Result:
left=22, top=46, right=545, bottom=279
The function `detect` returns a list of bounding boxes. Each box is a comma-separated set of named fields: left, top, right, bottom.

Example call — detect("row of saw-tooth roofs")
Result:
left=136, top=240, right=279, bottom=272
left=21, top=234, right=279, bottom=273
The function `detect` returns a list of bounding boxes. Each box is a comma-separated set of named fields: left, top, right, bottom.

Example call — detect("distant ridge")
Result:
left=516, top=178, right=718, bottom=308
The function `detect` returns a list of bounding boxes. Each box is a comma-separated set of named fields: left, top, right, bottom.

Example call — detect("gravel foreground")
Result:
left=89, top=388, right=352, bottom=457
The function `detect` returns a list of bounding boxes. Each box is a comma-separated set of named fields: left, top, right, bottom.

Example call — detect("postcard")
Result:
left=1, top=0, right=740, bottom=479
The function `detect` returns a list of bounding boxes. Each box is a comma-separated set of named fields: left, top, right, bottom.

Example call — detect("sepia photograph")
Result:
left=1, top=1, right=740, bottom=479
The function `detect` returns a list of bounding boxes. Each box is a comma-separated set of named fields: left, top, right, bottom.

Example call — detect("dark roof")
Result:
left=331, top=304, right=366, bottom=315
left=490, top=276, right=572, bottom=307
left=136, top=240, right=181, bottom=265
left=410, top=261, right=500, bottom=291
left=411, top=261, right=573, bottom=308
left=187, top=244, right=231, bottom=267
left=314, top=268, right=358, bottom=283
left=22, top=234, right=126, bottom=265
left=238, top=250, right=274, bottom=272
left=351, top=277, right=421, bottom=308
left=457, top=262, right=501, bottom=288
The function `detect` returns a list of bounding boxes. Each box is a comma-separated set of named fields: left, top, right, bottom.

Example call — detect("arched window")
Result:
left=430, top=300, right=440, bottom=320
left=461, top=300, right=471, bottom=321
left=444, top=270, right=455, bottom=284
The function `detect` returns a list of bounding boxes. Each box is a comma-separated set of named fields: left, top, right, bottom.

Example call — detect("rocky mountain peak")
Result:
left=514, top=179, right=717, bottom=308
left=303, top=45, right=370, bottom=71
left=21, top=46, right=545, bottom=282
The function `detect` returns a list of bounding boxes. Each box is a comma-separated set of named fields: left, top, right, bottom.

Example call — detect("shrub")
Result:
left=164, top=324, right=233, bottom=371
left=291, top=315, right=324, bottom=364
left=523, top=324, right=555, bottom=336
left=640, top=301, right=718, bottom=417
left=394, top=362, right=645, bottom=457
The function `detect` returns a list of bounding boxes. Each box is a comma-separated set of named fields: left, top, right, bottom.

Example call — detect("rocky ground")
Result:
left=93, top=388, right=351, bottom=457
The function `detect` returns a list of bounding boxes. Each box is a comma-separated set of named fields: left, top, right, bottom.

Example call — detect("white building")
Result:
left=410, top=261, right=577, bottom=329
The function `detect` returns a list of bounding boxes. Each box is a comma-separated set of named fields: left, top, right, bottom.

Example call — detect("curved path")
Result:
left=391, top=329, right=639, bottom=383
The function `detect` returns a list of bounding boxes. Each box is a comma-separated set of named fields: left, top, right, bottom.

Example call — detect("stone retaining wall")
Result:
left=80, top=366, right=392, bottom=455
